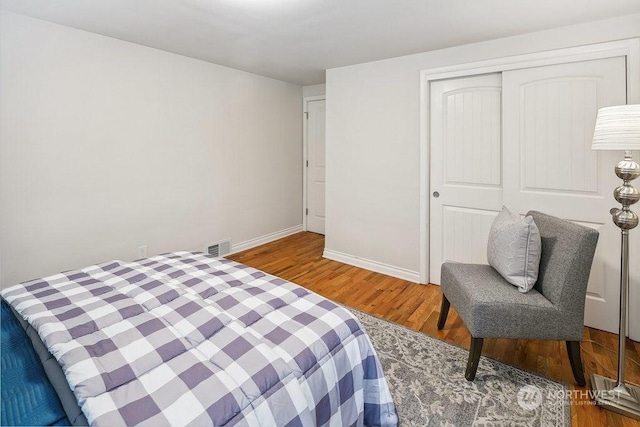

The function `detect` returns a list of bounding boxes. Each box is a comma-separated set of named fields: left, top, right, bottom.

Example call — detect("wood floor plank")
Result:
left=228, top=232, right=640, bottom=426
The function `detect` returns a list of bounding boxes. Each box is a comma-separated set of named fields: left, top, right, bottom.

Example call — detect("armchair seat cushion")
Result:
left=440, top=263, right=581, bottom=341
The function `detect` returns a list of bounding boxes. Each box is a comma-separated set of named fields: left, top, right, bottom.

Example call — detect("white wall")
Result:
left=0, top=12, right=303, bottom=287
left=325, top=13, right=640, bottom=281
left=303, top=84, right=326, bottom=98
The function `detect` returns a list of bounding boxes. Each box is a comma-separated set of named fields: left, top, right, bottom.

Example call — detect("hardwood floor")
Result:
left=228, top=232, right=640, bottom=427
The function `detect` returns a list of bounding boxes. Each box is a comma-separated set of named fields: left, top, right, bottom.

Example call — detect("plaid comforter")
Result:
left=2, top=252, right=397, bottom=427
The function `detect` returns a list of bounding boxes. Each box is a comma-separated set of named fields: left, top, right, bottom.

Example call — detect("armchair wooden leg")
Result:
left=465, top=337, right=484, bottom=381
left=566, top=341, right=586, bottom=387
left=437, top=295, right=450, bottom=330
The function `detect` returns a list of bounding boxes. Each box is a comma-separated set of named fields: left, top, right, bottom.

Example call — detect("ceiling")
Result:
left=2, top=0, right=640, bottom=85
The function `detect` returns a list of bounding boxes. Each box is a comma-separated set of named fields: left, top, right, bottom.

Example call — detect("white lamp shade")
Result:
left=592, top=104, right=640, bottom=151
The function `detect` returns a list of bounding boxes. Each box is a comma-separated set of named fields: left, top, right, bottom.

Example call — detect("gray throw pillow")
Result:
left=487, top=206, right=541, bottom=292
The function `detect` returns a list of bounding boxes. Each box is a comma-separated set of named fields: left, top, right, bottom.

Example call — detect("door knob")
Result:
left=433, top=191, right=440, bottom=198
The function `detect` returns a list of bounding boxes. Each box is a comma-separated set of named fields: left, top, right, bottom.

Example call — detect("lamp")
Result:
left=591, top=104, right=640, bottom=420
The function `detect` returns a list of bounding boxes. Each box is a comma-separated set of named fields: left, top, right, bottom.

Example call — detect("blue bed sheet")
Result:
left=1, top=299, right=69, bottom=426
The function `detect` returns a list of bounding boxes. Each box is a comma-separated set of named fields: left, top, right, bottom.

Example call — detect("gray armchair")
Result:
left=437, top=211, right=599, bottom=386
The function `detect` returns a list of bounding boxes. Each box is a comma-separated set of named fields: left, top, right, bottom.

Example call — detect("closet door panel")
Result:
left=502, top=56, right=628, bottom=334
left=429, top=74, right=503, bottom=284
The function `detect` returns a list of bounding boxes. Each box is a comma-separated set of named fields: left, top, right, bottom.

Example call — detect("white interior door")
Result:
left=306, top=99, right=326, bottom=234
left=429, top=74, right=503, bottom=283
left=502, top=57, right=630, bottom=334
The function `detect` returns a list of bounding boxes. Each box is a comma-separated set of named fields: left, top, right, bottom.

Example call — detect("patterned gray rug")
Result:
left=350, top=309, right=570, bottom=426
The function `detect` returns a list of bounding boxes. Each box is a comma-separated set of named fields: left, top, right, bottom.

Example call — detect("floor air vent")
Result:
left=207, top=240, right=231, bottom=257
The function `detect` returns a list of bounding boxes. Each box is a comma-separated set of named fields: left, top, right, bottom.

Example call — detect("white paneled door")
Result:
left=430, top=56, right=633, bottom=335
left=306, top=99, right=326, bottom=234
left=429, top=74, right=503, bottom=283
left=502, top=57, right=628, bottom=334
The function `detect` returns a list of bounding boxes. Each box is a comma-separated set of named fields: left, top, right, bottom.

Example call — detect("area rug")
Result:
left=349, top=309, right=570, bottom=426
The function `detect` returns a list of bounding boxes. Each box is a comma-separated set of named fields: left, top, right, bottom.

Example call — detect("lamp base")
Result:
left=591, top=374, right=640, bottom=420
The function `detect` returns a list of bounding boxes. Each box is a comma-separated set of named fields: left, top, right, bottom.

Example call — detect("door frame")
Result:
left=419, top=37, right=640, bottom=338
left=303, top=95, right=326, bottom=231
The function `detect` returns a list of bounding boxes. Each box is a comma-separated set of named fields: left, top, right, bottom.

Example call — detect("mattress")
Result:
left=1, top=251, right=397, bottom=426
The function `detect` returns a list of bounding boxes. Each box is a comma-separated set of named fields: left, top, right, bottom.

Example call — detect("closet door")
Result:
left=429, top=74, right=502, bottom=283
left=502, top=57, right=628, bottom=333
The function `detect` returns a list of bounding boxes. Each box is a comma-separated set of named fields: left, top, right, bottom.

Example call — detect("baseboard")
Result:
left=230, top=224, right=303, bottom=254
left=323, top=249, right=420, bottom=283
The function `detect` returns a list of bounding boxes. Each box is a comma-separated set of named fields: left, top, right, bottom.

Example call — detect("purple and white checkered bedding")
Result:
left=2, top=251, right=398, bottom=427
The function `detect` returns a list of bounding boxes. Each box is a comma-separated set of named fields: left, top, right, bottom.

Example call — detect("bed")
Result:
left=1, top=251, right=397, bottom=426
